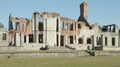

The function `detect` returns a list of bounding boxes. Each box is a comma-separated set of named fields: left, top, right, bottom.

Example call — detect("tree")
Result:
left=0, top=22, right=4, bottom=28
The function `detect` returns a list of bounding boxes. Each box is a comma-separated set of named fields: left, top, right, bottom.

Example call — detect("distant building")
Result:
left=0, top=23, right=8, bottom=46
left=1, top=2, right=120, bottom=51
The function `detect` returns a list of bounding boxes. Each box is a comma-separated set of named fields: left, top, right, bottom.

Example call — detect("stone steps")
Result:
left=48, top=46, right=73, bottom=51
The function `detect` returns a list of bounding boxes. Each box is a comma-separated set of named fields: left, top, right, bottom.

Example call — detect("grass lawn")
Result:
left=0, top=56, right=120, bottom=67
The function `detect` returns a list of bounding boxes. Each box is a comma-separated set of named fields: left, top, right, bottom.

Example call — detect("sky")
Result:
left=0, top=0, right=120, bottom=28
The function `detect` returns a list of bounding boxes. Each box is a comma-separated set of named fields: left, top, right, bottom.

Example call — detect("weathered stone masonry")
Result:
left=0, top=2, right=120, bottom=51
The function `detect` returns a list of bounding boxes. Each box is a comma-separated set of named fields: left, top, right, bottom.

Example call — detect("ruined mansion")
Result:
left=0, top=2, right=120, bottom=51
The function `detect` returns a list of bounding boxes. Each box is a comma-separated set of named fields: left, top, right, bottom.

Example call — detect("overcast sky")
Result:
left=0, top=0, right=120, bottom=28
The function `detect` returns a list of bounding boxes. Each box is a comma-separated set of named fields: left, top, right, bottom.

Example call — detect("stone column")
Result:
left=68, top=35, right=70, bottom=44
left=115, top=36, right=118, bottom=47
left=83, top=35, right=86, bottom=45
left=36, top=31, right=39, bottom=44
left=43, top=18, right=47, bottom=44
left=43, top=32, right=45, bottom=44
left=33, top=13, right=38, bottom=43
left=58, top=34, right=61, bottom=47
left=74, top=35, right=76, bottom=44
left=73, top=22, right=76, bottom=31
left=20, top=32, right=24, bottom=46
left=12, top=33, right=15, bottom=46
left=26, top=35, right=29, bottom=44
left=64, top=35, right=66, bottom=46
left=76, top=36, right=78, bottom=44
left=101, top=35, right=105, bottom=47
left=65, top=35, right=68, bottom=45
left=94, top=36, right=96, bottom=46
left=15, top=33, right=20, bottom=46
left=35, top=16, right=39, bottom=43
left=108, top=36, right=111, bottom=46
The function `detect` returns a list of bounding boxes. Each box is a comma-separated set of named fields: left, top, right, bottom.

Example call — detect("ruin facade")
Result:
left=0, top=2, right=120, bottom=51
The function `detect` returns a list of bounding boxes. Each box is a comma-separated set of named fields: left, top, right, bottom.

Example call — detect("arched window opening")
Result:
left=38, top=18, right=43, bottom=31
left=2, top=33, right=6, bottom=40
left=69, top=36, right=73, bottom=44
left=105, top=37, right=107, bottom=46
left=78, top=24, right=81, bottom=29
left=78, top=38, right=83, bottom=44
left=70, top=22, right=73, bottom=31
left=87, top=38, right=91, bottom=44
left=29, top=34, right=33, bottom=43
left=112, top=37, right=115, bottom=46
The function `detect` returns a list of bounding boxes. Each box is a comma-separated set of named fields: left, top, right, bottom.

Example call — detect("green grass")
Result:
left=0, top=56, right=120, bottom=67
